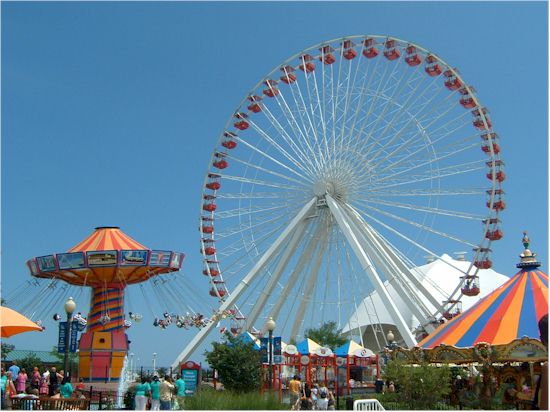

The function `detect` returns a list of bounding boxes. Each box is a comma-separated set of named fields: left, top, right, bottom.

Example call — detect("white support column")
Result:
left=326, top=194, right=417, bottom=348
left=290, top=227, right=329, bottom=341
left=245, top=219, right=309, bottom=331
left=268, top=217, right=327, bottom=323
left=171, top=198, right=317, bottom=369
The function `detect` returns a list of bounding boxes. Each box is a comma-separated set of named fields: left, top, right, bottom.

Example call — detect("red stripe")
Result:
left=69, top=231, right=100, bottom=252
left=111, top=231, right=122, bottom=250
left=96, top=231, right=107, bottom=250
left=530, top=271, right=549, bottom=322
left=476, top=272, right=524, bottom=343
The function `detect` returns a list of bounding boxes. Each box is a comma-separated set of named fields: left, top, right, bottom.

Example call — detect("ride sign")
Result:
left=57, top=321, right=78, bottom=353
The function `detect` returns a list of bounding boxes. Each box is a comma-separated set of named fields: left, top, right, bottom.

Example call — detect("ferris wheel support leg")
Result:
left=326, top=195, right=417, bottom=348
left=347, top=216, right=435, bottom=332
left=268, top=216, right=330, bottom=324
left=290, top=226, right=330, bottom=341
left=171, top=198, right=318, bottom=369
left=244, top=219, right=310, bottom=331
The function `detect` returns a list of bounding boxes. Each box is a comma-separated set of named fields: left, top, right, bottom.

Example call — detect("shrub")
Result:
left=185, top=387, right=282, bottom=410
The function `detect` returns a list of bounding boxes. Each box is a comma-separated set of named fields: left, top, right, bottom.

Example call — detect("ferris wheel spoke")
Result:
left=358, top=197, right=484, bottom=221
left=233, top=131, right=314, bottom=183
left=273, top=86, right=325, bottom=174
left=219, top=174, right=304, bottom=191
left=365, top=187, right=486, bottom=197
left=373, top=159, right=486, bottom=188
left=223, top=155, right=309, bottom=187
left=358, top=202, right=478, bottom=248
left=257, top=99, right=320, bottom=176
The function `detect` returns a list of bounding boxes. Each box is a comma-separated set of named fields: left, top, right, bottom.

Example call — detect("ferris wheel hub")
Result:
left=313, top=180, right=335, bottom=197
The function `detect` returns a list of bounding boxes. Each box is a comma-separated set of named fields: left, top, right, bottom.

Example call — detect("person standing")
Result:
left=39, top=370, right=49, bottom=396
left=1, top=368, right=8, bottom=410
left=16, top=368, right=28, bottom=394
left=150, top=375, right=161, bottom=410
left=175, top=374, right=186, bottom=410
left=159, top=375, right=175, bottom=410
left=48, top=367, right=62, bottom=396
left=8, top=362, right=19, bottom=382
left=30, top=367, right=41, bottom=391
left=134, top=377, right=151, bottom=411
left=289, top=375, right=301, bottom=408
left=5, top=372, right=17, bottom=409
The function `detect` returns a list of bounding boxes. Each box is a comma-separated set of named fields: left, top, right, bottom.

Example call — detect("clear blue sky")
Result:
left=2, top=1, right=548, bottom=368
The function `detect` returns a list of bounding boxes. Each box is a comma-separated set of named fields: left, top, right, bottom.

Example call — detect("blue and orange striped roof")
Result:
left=68, top=227, right=147, bottom=252
left=419, top=268, right=548, bottom=348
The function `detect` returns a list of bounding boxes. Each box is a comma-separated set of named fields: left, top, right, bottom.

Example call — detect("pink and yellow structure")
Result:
left=26, top=227, right=184, bottom=382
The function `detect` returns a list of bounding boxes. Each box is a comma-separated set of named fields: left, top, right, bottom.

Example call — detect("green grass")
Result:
left=185, top=387, right=286, bottom=410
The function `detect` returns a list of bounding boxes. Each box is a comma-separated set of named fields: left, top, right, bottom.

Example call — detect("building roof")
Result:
left=3, top=350, right=59, bottom=364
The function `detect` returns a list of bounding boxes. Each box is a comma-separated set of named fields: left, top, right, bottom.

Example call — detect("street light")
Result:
left=265, top=317, right=276, bottom=390
left=63, top=297, right=76, bottom=380
left=153, top=353, right=157, bottom=375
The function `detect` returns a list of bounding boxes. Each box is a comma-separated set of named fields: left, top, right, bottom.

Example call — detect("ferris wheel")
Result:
left=173, top=35, right=504, bottom=365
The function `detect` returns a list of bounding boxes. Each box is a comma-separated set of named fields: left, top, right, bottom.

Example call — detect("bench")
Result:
left=353, top=399, right=386, bottom=411
left=10, top=396, right=90, bottom=410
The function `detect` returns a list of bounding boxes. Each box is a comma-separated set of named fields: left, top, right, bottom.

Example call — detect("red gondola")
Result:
left=425, top=55, right=442, bottom=76
left=473, top=118, right=492, bottom=130
left=209, top=288, right=226, bottom=297
left=460, top=96, right=477, bottom=109
left=462, top=282, right=480, bottom=296
left=201, top=224, right=214, bottom=234
left=363, top=38, right=378, bottom=58
left=383, top=39, right=400, bottom=60
left=486, top=229, right=503, bottom=241
left=443, top=69, right=462, bottom=90
left=263, top=79, right=279, bottom=97
left=342, top=40, right=357, bottom=60
left=280, top=66, right=297, bottom=84
left=319, top=45, right=336, bottom=64
left=299, top=54, right=315, bottom=73
left=481, top=142, right=500, bottom=155
left=474, top=259, right=492, bottom=269
left=247, top=95, right=263, bottom=113
left=404, top=45, right=422, bottom=66
left=486, top=170, right=505, bottom=183
left=442, top=300, right=462, bottom=320
left=213, top=153, right=228, bottom=170
left=203, top=247, right=216, bottom=256
left=205, top=173, right=221, bottom=190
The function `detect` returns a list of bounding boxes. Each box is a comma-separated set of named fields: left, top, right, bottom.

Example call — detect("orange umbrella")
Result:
left=0, top=306, right=42, bottom=337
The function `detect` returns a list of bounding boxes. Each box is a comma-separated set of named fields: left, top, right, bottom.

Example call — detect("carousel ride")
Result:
left=4, top=226, right=219, bottom=381
left=172, top=34, right=505, bottom=367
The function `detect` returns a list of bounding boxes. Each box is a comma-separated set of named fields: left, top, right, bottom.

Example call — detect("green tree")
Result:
left=204, top=333, right=261, bottom=393
left=383, top=360, right=452, bottom=410
left=16, top=353, right=42, bottom=377
left=1, top=343, right=15, bottom=360
left=304, top=321, right=347, bottom=349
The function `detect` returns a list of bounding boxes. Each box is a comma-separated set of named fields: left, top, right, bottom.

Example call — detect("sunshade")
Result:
left=334, top=340, right=374, bottom=357
left=419, top=267, right=548, bottom=348
left=0, top=306, right=43, bottom=338
left=296, top=338, right=321, bottom=354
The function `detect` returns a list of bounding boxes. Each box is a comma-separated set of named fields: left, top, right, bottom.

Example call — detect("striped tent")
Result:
left=334, top=340, right=374, bottom=357
left=419, top=235, right=548, bottom=349
left=68, top=226, right=147, bottom=251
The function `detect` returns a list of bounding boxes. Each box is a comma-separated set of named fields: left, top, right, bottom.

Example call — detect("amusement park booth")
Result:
left=334, top=340, right=379, bottom=395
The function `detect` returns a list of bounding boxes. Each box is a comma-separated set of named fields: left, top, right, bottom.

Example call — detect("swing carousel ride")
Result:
left=172, top=34, right=505, bottom=367
left=5, top=226, right=222, bottom=381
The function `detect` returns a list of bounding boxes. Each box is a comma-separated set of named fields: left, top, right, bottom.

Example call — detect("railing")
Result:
left=10, top=396, right=90, bottom=410
left=353, top=399, right=386, bottom=411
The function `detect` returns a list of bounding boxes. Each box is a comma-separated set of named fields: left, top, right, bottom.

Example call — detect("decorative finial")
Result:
left=517, top=231, right=541, bottom=269
left=522, top=231, right=530, bottom=249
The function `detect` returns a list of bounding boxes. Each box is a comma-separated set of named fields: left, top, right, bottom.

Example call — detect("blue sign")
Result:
left=260, top=338, right=268, bottom=363
left=57, top=321, right=79, bottom=353
left=182, top=369, right=198, bottom=396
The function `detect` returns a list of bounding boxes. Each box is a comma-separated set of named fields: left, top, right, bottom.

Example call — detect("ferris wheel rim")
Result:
left=198, top=34, right=503, bottom=342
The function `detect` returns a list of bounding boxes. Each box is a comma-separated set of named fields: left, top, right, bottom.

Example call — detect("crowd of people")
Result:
left=288, top=375, right=336, bottom=410
left=131, top=374, right=186, bottom=410
left=0, top=362, right=86, bottom=410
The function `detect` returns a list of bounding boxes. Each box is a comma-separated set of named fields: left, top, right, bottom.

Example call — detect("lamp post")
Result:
left=153, top=353, right=157, bottom=376
left=63, top=297, right=76, bottom=380
left=265, top=317, right=276, bottom=390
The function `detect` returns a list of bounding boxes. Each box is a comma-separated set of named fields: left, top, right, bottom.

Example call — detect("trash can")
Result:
left=346, top=396, right=354, bottom=410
